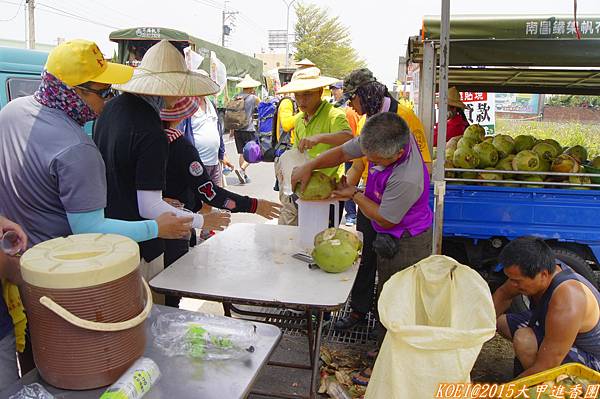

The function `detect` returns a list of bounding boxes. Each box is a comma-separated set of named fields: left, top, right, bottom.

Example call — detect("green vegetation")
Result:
left=294, top=3, right=366, bottom=78
left=546, top=95, right=600, bottom=108
left=496, top=120, right=600, bottom=158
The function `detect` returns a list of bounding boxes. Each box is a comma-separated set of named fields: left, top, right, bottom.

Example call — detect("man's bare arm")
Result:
left=519, top=282, right=587, bottom=377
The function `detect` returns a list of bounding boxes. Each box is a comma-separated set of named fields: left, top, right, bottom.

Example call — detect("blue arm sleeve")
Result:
left=66, top=209, right=159, bottom=243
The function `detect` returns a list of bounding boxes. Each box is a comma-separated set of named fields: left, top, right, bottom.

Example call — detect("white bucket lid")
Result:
left=21, top=234, right=140, bottom=289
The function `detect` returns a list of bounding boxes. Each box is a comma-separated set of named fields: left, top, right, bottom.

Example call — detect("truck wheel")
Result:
left=552, top=248, right=599, bottom=289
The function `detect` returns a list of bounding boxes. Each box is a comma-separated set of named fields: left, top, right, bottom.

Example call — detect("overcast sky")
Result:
left=0, top=0, right=598, bottom=85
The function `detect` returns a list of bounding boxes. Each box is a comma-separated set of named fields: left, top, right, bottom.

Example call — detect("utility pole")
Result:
left=221, top=1, right=238, bottom=47
left=26, top=0, right=35, bottom=49
left=283, top=0, right=297, bottom=67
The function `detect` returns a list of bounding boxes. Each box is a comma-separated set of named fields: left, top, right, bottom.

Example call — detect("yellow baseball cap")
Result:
left=45, top=39, right=133, bottom=87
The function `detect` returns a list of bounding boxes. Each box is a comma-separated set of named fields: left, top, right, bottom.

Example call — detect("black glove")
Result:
left=372, top=233, right=400, bottom=259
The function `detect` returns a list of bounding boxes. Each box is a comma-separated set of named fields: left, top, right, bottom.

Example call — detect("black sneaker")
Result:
left=334, top=312, right=366, bottom=330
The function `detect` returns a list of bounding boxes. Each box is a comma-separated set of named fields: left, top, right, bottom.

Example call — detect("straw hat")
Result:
left=236, top=74, right=261, bottom=89
left=295, top=58, right=316, bottom=68
left=277, top=67, right=338, bottom=94
left=113, top=40, right=220, bottom=96
left=446, top=87, right=466, bottom=109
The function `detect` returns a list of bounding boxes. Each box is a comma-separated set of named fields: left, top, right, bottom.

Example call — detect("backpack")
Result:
left=223, top=95, right=250, bottom=130
left=269, top=97, right=298, bottom=159
left=257, top=99, right=277, bottom=134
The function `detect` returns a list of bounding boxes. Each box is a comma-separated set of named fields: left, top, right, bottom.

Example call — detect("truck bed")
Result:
left=430, top=184, right=600, bottom=262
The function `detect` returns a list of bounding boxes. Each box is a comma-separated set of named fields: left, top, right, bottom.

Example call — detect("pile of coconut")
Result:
left=436, top=124, right=600, bottom=189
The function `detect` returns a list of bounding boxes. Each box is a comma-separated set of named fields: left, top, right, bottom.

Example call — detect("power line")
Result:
left=189, top=0, right=222, bottom=10
left=36, top=2, right=120, bottom=29
left=0, top=0, right=24, bottom=22
left=60, top=0, right=144, bottom=28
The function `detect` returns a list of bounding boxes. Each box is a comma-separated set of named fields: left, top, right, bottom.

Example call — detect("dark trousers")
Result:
left=163, top=238, right=190, bottom=308
left=328, top=201, right=345, bottom=227
left=348, top=210, right=378, bottom=315
left=343, top=162, right=356, bottom=218
left=375, top=227, right=433, bottom=348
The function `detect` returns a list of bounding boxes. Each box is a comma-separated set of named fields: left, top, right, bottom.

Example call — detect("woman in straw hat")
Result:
left=159, top=97, right=282, bottom=306
left=94, top=40, right=231, bottom=299
left=433, top=86, right=470, bottom=146
left=275, top=66, right=353, bottom=226
left=0, top=39, right=192, bottom=379
left=230, top=74, right=262, bottom=184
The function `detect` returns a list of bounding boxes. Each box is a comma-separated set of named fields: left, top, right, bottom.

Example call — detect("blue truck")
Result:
left=430, top=185, right=600, bottom=296
left=409, top=16, right=600, bottom=296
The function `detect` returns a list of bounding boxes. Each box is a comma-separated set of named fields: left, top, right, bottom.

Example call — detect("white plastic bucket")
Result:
left=297, top=199, right=339, bottom=249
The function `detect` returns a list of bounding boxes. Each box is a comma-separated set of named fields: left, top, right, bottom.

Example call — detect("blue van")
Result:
left=0, top=46, right=94, bottom=134
left=0, top=46, right=47, bottom=109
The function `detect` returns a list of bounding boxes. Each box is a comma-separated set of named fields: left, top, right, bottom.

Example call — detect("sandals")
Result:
left=351, top=368, right=372, bottom=386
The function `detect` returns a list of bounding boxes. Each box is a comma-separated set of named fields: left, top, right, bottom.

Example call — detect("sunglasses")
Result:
left=76, top=85, right=115, bottom=99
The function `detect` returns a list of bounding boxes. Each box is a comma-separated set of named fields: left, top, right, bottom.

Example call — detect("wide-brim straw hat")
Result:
left=295, top=58, right=316, bottom=68
left=113, top=40, right=220, bottom=96
left=277, top=67, right=338, bottom=94
left=443, top=87, right=466, bottom=109
left=236, top=74, right=261, bottom=89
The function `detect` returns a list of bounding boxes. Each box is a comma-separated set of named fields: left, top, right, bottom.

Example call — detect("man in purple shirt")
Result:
left=292, top=112, right=433, bottom=384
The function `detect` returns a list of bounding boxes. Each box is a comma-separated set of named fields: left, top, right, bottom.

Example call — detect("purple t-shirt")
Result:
left=342, top=135, right=433, bottom=238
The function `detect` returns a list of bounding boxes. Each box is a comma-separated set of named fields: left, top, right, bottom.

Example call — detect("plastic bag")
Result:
left=151, top=312, right=257, bottom=360
left=8, top=383, right=54, bottom=399
left=365, top=255, right=496, bottom=399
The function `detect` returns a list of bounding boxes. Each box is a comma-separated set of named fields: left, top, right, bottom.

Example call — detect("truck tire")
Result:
left=551, top=247, right=599, bottom=289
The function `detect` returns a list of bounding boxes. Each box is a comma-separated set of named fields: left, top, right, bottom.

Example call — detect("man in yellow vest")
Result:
left=275, top=67, right=352, bottom=225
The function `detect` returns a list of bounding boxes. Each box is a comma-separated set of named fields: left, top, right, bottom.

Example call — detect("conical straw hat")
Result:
left=236, top=74, right=261, bottom=89
left=295, top=58, right=316, bottom=68
left=277, top=67, right=338, bottom=94
left=113, top=40, right=220, bottom=96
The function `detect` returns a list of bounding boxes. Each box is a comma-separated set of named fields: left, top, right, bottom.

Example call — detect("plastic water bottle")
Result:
left=100, top=357, right=160, bottom=399
left=1, top=231, right=21, bottom=256
left=326, top=381, right=351, bottom=399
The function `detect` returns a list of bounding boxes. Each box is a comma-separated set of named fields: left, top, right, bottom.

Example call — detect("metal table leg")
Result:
left=310, top=310, right=324, bottom=399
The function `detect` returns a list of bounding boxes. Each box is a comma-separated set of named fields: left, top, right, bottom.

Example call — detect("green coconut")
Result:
left=532, top=142, right=560, bottom=162
left=453, top=146, right=480, bottom=169
left=311, top=239, right=358, bottom=273
left=473, top=142, right=499, bottom=168
left=540, top=138, right=562, bottom=153
left=478, top=167, right=503, bottom=186
left=314, top=227, right=362, bottom=252
left=551, top=154, right=579, bottom=174
left=457, top=136, right=479, bottom=150
left=496, top=155, right=516, bottom=180
left=568, top=166, right=592, bottom=190
left=521, top=175, right=544, bottom=188
left=463, top=124, right=485, bottom=143
left=447, top=135, right=462, bottom=150
left=492, top=135, right=515, bottom=158
left=563, top=145, right=588, bottom=164
left=591, top=156, right=600, bottom=169
left=514, top=135, right=537, bottom=152
left=512, top=150, right=541, bottom=172
left=459, top=171, right=478, bottom=185
left=294, top=171, right=336, bottom=200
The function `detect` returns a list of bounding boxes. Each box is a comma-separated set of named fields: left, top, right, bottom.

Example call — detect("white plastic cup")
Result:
left=297, top=199, right=339, bottom=249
